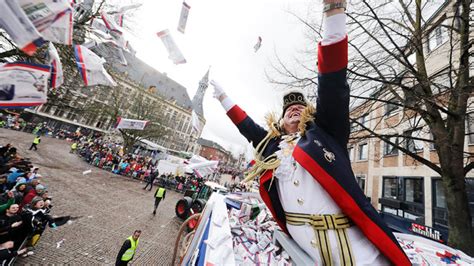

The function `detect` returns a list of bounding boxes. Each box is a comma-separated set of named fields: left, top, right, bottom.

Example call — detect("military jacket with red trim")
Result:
left=225, top=37, right=411, bottom=266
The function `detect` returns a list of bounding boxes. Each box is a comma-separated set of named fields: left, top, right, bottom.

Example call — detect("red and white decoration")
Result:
left=73, top=45, right=117, bottom=87
left=47, top=43, right=64, bottom=89
left=0, top=62, right=50, bottom=108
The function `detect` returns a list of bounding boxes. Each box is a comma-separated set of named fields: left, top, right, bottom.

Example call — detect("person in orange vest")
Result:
left=152, top=186, right=166, bottom=216
left=116, top=230, right=141, bottom=266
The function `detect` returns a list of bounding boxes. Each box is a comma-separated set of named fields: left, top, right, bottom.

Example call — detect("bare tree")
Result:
left=269, top=0, right=474, bottom=254
left=84, top=81, right=168, bottom=153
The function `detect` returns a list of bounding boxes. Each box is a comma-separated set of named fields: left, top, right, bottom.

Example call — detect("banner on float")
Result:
left=157, top=29, right=186, bottom=64
left=73, top=45, right=117, bottom=87
left=0, top=62, right=50, bottom=108
left=177, top=2, right=190, bottom=34
left=116, top=117, right=149, bottom=130
left=47, top=43, right=64, bottom=89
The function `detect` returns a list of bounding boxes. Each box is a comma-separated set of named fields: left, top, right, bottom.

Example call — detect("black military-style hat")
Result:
left=282, top=91, right=307, bottom=115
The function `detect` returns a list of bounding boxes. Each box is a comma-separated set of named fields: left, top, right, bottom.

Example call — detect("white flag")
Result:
left=100, top=12, right=123, bottom=34
left=116, top=3, right=142, bottom=13
left=157, top=29, right=186, bottom=64
left=47, top=43, right=64, bottom=89
left=18, top=0, right=72, bottom=33
left=0, top=62, right=49, bottom=108
left=191, top=110, right=202, bottom=133
left=73, top=45, right=117, bottom=87
left=116, top=117, right=149, bottom=130
left=177, top=2, right=191, bottom=34
left=0, top=0, right=44, bottom=56
left=41, top=9, right=73, bottom=45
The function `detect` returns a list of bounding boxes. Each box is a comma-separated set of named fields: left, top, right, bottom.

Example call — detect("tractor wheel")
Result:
left=187, top=215, right=200, bottom=232
left=191, top=199, right=206, bottom=214
left=175, top=197, right=192, bottom=219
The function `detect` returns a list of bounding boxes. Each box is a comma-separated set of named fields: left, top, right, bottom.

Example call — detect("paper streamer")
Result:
left=177, top=2, right=191, bottom=34
left=157, top=29, right=186, bottom=64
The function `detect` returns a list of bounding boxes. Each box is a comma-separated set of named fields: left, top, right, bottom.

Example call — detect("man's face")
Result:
left=282, top=104, right=306, bottom=132
left=132, top=231, right=141, bottom=240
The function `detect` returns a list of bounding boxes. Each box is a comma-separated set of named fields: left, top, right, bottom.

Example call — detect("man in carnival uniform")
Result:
left=211, top=1, right=410, bottom=265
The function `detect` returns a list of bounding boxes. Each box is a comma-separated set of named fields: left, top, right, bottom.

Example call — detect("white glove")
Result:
left=210, top=80, right=225, bottom=100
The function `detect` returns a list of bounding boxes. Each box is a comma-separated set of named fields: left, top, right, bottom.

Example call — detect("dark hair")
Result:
left=134, top=230, right=141, bottom=234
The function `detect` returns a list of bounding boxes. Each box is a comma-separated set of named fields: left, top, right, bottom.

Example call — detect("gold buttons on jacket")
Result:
left=293, top=180, right=300, bottom=186
left=297, top=198, right=304, bottom=205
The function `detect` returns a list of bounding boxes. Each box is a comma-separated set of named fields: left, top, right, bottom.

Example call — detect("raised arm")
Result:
left=315, top=5, right=350, bottom=149
left=211, top=81, right=267, bottom=148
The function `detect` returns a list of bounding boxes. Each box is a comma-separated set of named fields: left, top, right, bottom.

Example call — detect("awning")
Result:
left=138, top=139, right=167, bottom=151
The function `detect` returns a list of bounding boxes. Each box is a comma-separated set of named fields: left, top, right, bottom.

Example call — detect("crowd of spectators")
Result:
left=75, top=137, right=207, bottom=194
left=0, top=114, right=89, bottom=140
left=0, top=143, right=60, bottom=264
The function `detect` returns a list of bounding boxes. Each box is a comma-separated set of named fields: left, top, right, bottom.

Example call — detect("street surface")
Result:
left=0, top=129, right=183, bottom=265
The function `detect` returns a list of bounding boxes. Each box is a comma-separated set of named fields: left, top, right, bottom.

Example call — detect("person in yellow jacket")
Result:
left=152, top=186, right=166, bottom=216
left=28, top=135, right=41, bottom=151
left=70, top=142, right=78, bottom=153
left=116, top=230, right=141, bottom=266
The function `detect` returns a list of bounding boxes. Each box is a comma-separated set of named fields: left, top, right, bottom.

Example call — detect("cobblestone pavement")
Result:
left=0, top=129, right=183, bottom=265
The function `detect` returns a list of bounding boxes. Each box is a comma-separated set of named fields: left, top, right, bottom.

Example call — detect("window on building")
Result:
left=350, top=121, right=358, bottom=133
left=348, top=146, right=354, bottom=161
left=432, top=178, right=448, bottom=227
left=467, top=113, right=474, bottom=144
left=383, top=177, right=398, bottom=199
left=359, top=114, right=368, bottom=129
left=42, top=105, right=52, bottom=114
left=382, top=176, right=424, bottom=223
left=404, top=129, right=424, bottom=152
left=385, top=99, right=399, bottom=116
left=428, top=22, right=447, bottom=52
left=383, top=136, right=399, bottom=156
left=358, top=143, right=368, bottom=160
left=405, top=178, right=424, bottom=204
left=356, top=175, right=366, bottom=193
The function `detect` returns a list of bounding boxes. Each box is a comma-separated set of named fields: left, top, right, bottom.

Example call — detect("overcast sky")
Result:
left=124, top=0, right=314, bottom=158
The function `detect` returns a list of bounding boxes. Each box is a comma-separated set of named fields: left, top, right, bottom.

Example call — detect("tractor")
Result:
left=175, top=181, right=228, bottom=231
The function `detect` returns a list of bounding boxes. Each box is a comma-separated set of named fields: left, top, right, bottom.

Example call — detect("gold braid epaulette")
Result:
left=241, top=104, right=315, bottom=185
left=242, top=114, right=281, bottom=184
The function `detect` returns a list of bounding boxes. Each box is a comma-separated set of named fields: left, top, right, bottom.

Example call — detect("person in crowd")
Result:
left=152, top=186, right=166, bottom=216
left=0, top=241, right=27, bottom=263
left=12, top=182, right=27, bottom=204
left=0, top=204, right=24, bottom=248
left=143, top=168, right=158, bottom=191
left=28, top=135, right=41, bottom=151
left=116, top=230, right=141, bottom=266
left=21, top=184, right=46, bottom=209
left=21, top=196, right=57, bottom=249
left=70, top=142, right=78, bottom=154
